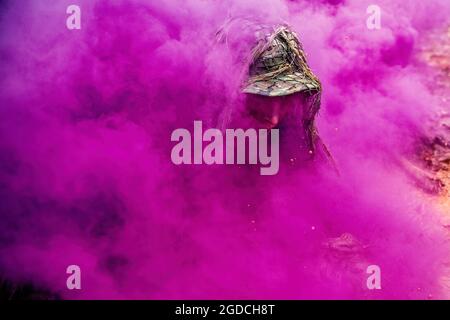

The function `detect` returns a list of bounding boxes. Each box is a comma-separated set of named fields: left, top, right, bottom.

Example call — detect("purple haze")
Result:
left=0, top=0, right=449, bottom=299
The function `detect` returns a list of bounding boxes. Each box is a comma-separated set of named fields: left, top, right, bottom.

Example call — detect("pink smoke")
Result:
left=0, top=0, right=449, bottom=299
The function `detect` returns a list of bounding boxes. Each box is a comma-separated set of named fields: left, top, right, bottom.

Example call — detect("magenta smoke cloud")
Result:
left=0, top=0, right=449, bottom=299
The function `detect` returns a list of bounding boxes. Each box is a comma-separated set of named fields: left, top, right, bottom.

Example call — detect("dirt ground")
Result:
left=417, top=25, right=450, bottom=296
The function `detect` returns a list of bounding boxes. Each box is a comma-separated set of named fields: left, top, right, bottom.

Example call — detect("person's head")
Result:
left=239, top=25, right=321, bottom=130
left=244, top=93, right=305, bottom=129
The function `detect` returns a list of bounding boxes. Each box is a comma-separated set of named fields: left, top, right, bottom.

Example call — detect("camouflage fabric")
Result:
left=242, top=26, right=322, bottom=97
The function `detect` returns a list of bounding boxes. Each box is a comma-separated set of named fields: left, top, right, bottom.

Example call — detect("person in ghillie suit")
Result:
left=215, top=18, right=335, bottom=169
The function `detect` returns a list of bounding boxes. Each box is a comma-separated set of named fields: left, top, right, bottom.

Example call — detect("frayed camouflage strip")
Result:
left=243, top=69, right=321, bottom=96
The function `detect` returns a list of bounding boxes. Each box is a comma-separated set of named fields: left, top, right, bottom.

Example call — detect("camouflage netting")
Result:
left=243, top=26, right=321, bottom=97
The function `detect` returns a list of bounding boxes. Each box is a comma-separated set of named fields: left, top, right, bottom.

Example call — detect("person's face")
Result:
left=244, top=94, right=302, bottom=129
